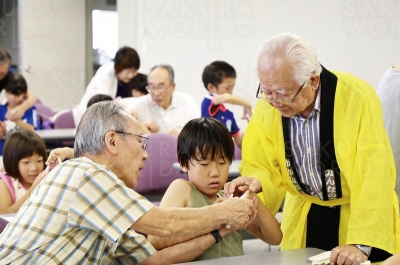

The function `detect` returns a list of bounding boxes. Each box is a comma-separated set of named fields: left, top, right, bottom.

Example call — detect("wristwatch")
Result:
left=211, top=229, right=222, bottom=243
left=355, top=244, right=372, bottom=257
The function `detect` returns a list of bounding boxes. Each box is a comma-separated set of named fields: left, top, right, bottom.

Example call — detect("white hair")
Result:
left=256, top=32, right=322, bottom=85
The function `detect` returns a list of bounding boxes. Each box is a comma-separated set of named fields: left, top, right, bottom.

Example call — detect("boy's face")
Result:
left=208, top=77, right=235, bottom=95
left=6, top=91, right=26, bottom=108
left=182, top=150, right=230, bottom=201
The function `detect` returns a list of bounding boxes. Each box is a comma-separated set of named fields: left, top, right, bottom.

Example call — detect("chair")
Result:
left=135, top=133, right=189, bottom=197
left=52, top=109, right=75, bottom=129
left=51, top=109, right=75, bottom=147
left=0, top=217, right=8, bottom=234
left=34, top=101, right=55, bottom=129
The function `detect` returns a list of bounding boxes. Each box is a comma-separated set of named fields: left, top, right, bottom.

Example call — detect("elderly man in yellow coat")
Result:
left=226, top=32, right=400, bottom=265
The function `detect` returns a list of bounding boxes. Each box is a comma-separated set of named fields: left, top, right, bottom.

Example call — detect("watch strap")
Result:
left=355, top=244, right=372, bottom=257
left=211, top=229, right=222, bottom=243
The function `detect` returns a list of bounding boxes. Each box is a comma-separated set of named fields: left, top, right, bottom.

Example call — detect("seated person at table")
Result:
left=0, top=73, right=39, bottom=155
left=201, top=61, right=253, bottom=149
left=121, top=65, right=200, bottom=136
left=0, top=48, right=37, bottom=124
left=0, top=131, right=48, bottom=214
left=0, top=101, right=255, bottom=264
left=147, top=117, right=282, bottom=261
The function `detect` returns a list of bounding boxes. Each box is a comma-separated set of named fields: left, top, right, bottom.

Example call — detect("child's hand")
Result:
left=242, top=106, right=253, bottom=122
left=46, top=147, right=73, bottom=169
left=5, top=106, right=24, bottom=121
left=31, top=170, right=48, bottom=190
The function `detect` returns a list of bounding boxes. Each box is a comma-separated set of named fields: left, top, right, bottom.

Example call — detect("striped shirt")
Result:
left=0, top=157, right=155, bottom=264
left=288, top=86, right=323, bottom=199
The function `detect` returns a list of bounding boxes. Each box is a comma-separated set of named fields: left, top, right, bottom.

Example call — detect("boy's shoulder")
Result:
left=169, top=178, right=191, bottom=191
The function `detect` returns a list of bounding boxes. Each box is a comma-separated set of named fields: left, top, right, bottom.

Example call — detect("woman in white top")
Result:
left=72, top=46, right=147, bottom=126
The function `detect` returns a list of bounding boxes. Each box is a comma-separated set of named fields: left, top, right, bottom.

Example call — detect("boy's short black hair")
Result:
left=87, top=94, right=113, bottom=108
left=128, top=73, right=148, bottom=96
left=6, top=73, right=27, bottom=96
left=178, top=117, right=234, bottom=169
left=114, top=46, right=140, bottom=74
left=201, top=61, right=237, bottom=90
left=3, top=130, right=47, bottom=180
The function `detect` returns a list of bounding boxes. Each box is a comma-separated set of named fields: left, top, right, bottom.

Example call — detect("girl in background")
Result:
left=0, top=131, right=48, bottom=214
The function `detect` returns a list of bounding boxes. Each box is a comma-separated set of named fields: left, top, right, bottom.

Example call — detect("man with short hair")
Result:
left=226, top=32, right=400, bottom=265
left=0, top=101, right=254, bottom=264
left=121, top=65, right=199, bottom=136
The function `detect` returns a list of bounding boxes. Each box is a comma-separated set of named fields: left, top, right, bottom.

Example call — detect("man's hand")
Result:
left=144, top=121, right=159, bottom=133
left=5, top=105, right=25, bottom=121
left=224, top=177, right=261, bottom=198
left=330, top=245, right=368, bottom=265
left=218, top=196, right=256, bottom=228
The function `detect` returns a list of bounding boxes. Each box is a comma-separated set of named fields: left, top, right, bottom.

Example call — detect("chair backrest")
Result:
left=34, top=101, right=55, bottom=122
left=53, top=109, right=75, bottom=129
left=0, top=217, right=9, bottom=234
left=35, top=101, right=55, bottom=129
left=135, top=133, right=189, bottom=195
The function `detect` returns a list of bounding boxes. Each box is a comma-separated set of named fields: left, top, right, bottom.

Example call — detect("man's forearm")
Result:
left=132, top=206, right=223, bottom=238
left=139, top=233, right=218, bottom=265
left=21, top=90, right=37, bottom=111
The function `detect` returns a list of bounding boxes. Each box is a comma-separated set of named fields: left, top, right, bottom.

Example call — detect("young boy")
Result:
left=0, top=73, right=38, bottom=154
left=147, top=117, right=282, bottom=261
left=201, top=61, right=252, bottom=149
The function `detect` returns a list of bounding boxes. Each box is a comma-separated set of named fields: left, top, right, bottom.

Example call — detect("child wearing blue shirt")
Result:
left=0, top=74, right=38, bottom=154
left=201, top=61, right=252, bottom=149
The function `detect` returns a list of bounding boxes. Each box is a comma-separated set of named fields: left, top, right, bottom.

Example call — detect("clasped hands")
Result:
left=212, top=177, right=262, bottom=234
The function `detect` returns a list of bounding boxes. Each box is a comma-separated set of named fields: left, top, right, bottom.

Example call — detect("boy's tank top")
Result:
left=189, top=182, right=244, bottom=261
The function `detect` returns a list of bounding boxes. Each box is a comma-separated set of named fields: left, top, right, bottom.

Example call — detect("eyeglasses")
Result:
left=113, top=131, right=149, bottom=151
left=147, top=83, right=172, bottom=93
left=256, top=79, right=308, bottom=105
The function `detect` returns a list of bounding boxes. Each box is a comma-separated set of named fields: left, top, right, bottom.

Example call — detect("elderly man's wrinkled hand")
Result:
left=224, top=177, right=261, bottom=198
left=330, top=245, right=368, bottom=265
left=220, top=196, right=256, bottom=228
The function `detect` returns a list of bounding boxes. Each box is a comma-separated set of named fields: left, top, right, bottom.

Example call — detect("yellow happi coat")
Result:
left=240, top=70, right=400, bottom=254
